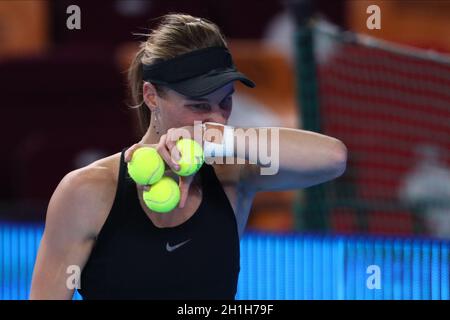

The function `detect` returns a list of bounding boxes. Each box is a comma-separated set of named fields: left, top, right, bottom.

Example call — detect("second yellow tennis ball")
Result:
left=173, top=138, right=204, bottom=176
left=143, top=176, right=180, bottom=213
left=127, top=147, right=165, bottom=185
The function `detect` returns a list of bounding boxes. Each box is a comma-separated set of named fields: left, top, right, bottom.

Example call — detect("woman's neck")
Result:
left=139, top=122, right=162, bottom=145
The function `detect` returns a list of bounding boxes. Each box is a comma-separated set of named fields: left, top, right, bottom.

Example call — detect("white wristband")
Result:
left=202, top=122, right=235, bottom=158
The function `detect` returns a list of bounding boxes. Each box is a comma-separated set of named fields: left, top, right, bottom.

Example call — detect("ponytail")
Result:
left=128, top=45, right=150, bottom=136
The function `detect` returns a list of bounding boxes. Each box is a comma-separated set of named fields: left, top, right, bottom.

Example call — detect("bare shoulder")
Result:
left=64, top=152, right=121, bottom=199
left=46, top=152, right=122, bottom=240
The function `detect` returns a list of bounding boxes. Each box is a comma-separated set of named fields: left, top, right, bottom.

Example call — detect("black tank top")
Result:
left=78, top=149, right=240, bottom=300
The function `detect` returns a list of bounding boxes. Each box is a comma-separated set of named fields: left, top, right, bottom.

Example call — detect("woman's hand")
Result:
left=124, top=126, right=199, bottom=209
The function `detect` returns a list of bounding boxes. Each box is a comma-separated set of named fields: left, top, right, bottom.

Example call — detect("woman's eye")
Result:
left=220, top=96, right=232, bottom=110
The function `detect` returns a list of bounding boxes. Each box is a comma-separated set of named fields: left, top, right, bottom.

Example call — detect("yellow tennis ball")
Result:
left=173, top=139, right=204, bottom=176
left=143, top=176, right=180, bottom=213
left=127, top=147, right=165, bottom=185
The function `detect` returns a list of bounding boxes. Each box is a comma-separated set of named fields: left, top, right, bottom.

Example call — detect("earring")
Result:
left=153, top=108, right=161, bottom=135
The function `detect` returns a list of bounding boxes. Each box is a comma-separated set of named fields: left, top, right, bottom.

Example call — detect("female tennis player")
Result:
left=30, top=13, right=347, bottom=300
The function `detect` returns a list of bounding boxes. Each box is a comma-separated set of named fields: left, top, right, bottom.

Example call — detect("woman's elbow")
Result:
left=331, top=140, right=348, bottom=178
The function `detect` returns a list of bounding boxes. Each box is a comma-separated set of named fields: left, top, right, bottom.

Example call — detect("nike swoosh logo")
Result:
left=166, top=239, right=191, bottom=252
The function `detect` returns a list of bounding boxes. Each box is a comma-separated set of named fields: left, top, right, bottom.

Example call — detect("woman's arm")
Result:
left=233, top=127, right=347, bottom=193
left=30, top=167, right=112, bottom=299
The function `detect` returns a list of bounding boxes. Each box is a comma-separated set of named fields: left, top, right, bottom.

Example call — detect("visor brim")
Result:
left=166, top=70, right=255, bottom=99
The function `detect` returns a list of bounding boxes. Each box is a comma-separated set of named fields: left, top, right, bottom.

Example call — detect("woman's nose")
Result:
left=204, top=112, right=228, bottom=125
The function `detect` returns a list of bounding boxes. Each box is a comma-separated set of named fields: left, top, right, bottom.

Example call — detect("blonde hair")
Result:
left=128, top=13, right=228, bottom=135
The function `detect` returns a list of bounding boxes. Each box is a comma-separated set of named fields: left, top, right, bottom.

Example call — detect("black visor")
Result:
left=142, top=46, right=255, bottom=98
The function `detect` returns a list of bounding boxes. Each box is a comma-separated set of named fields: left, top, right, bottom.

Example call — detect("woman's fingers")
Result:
left=156, top=134, right=180, bottom=172
left=178, top=175, right=194, bottom=208
left=125, top=128, right=202, bottom=210
left=124, top=137, right=181, bottom=173
left=166, top=128, right=182, bottom=163
left=124, top=143, right=142, bottom=162
left=125, top=125, right=198, bottom=178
